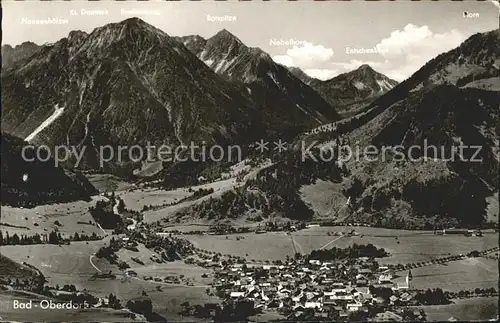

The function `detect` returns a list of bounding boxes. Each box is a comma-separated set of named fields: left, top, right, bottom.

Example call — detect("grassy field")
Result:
left=393, top=257, right=498, bottom=292
left=185, top=226, right=498, bottom=294
left=183, top=227, right=499, bottom=264
left=1, top=224, right=496, bottom=321
left=486, top=192, right=499, bottom=223
left=115, top=244, right=213, bottom=284
left=117, top=187, right=191, bottom=212
left=417, top=297, right=498, bottom=321
left=300, top=179, right=348, bottom=218
left=0, top=197, right=107, bottom=238
left=85, top=174, right=133, bottom=193
left=142, top=178, right=240, bottom=223
left=137, top=162, right=272, bottom=223
left=0, top=241, right=113, bottom=290
left=187, top=232, right=296, bottom=261
left=0, top=241, right=217, bottom=321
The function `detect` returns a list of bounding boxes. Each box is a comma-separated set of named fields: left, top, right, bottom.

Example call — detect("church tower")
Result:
left=406, top=270, right=412, bottom=289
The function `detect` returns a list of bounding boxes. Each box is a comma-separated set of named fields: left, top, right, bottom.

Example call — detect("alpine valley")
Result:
left=1, top=11, right=499, bottom=323
left=1, top=18, right=498, bottom=228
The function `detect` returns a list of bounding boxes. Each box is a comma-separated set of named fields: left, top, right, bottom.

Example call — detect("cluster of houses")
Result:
left=210, top=257, right=420, bottom=320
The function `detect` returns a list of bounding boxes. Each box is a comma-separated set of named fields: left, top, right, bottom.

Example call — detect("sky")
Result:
left=3, top=1, right=499, bottom=81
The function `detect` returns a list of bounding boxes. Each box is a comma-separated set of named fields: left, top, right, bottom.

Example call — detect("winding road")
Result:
left=89, top=254, right=102, bottom=273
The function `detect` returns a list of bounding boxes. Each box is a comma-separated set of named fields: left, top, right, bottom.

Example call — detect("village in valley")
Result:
left=108, top=208, right=499, bottom=322
left=189, top=249, right=421, bottom=321
left=1, top=185, right=498, bottom=321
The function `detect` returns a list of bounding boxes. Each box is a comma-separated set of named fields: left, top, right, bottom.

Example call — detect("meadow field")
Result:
left=187, top=232, right=297, bottom=261
left=393, top=257, right=498, bottom=292
left=0, top=241, right=217, bottom=321
left=136, top=162, right=272, bottom=223
left=85, top=174, right=133, bottom=193
left=142, top=178, right=240, bottom=223
left=0, top=240, right=113, bottom=290
left=0, top=197, right=107, bottom=238
left=485, top=192, right=499, bottom=223
left=117, top=187, right=192, bottom=212
left=115, top=244, right=213, bottom=285
left=416, top=297, right=498, bottom=321
left=184, top=227, right=499, bottom=264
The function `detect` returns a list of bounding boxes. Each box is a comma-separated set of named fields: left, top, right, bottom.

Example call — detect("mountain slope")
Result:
left=175, top=30, right=340, bottom=134
left=369, top=29, right=500, bottom=113
left=1, top=42, right=41, bottom=70
left=1, top=18, right=261, bottom=169
left=307, top=29, right=500, bottom=227
left=172, top=29, right=499, bottom=228
left=341, top=85, right=499, bottom=226
left=287, top=66, right=314, bottom=85
left=314, top=30, right=500, bottom=141
left=0, top=254, right=41, bottom=286
left=174, top=35, right=207, bottom=56
left=1, top=133, right=97, bottom=207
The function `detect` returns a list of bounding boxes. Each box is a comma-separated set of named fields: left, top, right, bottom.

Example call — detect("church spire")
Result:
left=406, top=270, right=412, bottom=289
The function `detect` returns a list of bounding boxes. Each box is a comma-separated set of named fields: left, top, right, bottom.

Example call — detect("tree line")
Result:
left=89, top=200, right=124, bottom=229
left=0, top=230, right=101, bottom=246
left=0, top=230, right=61, bottom=245
left=307, top=243, right=389, bottom=261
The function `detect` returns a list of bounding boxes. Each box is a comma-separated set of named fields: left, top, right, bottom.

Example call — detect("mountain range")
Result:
left=2, top=19, right=259, bottom=156
left=168, top=28, right=499, bottom=227
left=174, top=30, right=341, bottom=132
left=1, top=18, right=498, bottom=226
left=3, top=19, right=395, bottom=176
left=1, top=19, right=398, bottom=172
left=306, top=29, right=499, bottom=227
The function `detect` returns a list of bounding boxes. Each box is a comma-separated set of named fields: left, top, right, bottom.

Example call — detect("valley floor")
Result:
left=1, top=173, right=498, bottom=321
left=410, top=297, right=499, bottom=321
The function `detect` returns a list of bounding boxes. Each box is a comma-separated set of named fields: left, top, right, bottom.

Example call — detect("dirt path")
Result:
left=89, top=255, right=102, bottom=273
left=319, top=235, right=343, bottom=250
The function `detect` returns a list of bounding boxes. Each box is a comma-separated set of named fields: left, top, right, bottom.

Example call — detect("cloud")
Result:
left=364, top=24, right=465, bottom=81
left=272, top=43, right=334, bottom=68
left=326, top=25, right=465, bottom=82
left=272, top=55, right=295, bottom=67
left=376, top=24, right=464, bottom=59
left=304, top=69, right=338, bottom=81
left=274, top=24, right=467, bottom=82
